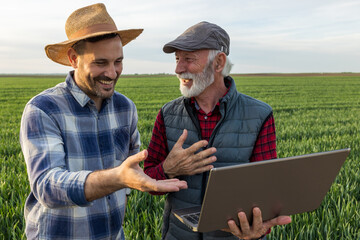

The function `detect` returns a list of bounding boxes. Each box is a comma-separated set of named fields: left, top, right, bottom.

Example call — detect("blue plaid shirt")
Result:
left=20, top=72, right=140, bottom=240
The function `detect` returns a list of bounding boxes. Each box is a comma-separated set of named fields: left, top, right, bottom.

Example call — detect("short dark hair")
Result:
left=72, top=33, right=119, bottom=54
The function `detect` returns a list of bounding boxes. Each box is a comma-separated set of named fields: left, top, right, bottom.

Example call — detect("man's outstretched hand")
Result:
left=85, top=150, right=187, bottom=202
left=117, top=149, right=188, bottom=192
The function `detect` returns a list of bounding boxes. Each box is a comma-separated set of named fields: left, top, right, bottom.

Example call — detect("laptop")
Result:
left=173, top=148, right=350, bottom=232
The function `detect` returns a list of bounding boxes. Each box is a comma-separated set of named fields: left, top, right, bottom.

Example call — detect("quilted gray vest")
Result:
left=161, top=76, right=272, bottom=240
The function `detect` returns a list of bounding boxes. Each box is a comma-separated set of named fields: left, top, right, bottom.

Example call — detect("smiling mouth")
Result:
left=181, top=78, right=192, bottom=83
left=99, top=80, right=113, bottom=85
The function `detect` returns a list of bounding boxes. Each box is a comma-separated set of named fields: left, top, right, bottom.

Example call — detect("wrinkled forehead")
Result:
left=175, top=49, right=210, bottom=58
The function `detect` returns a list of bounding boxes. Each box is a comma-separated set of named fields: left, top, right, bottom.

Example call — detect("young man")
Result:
left=20, top=4, right=186, bottom=239
left=144, top=21, right=292, bottom=240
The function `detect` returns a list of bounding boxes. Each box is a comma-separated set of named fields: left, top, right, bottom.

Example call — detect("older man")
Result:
left=19, top=3, right=187, bottom=240
left=144, top=21, right=291, bottom=239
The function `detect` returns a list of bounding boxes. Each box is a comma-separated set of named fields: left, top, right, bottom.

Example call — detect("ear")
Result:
left=67, top=48, right=79, bottom=69
left=214, top=52, right=226, bottom=73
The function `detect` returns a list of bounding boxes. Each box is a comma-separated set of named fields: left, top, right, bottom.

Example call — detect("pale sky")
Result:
left=1, top=0, right=360, bottom=74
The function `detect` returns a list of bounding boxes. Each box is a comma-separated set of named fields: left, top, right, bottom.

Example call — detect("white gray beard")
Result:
left=177, top=63, right=215, bottom=98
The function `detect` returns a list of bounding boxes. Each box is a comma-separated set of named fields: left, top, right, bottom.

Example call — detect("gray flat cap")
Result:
left=163, top=21, right=230, bottom=55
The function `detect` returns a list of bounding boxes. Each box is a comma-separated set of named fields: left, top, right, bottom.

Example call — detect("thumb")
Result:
left=126, top=150, right=148, bottom=166
left=173, top=129, right=188, bottom=149
left=265, top=215, right=292, bottom=229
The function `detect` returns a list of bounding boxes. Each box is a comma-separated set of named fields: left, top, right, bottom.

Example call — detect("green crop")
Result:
left=0, top=74, right=359, bottom=239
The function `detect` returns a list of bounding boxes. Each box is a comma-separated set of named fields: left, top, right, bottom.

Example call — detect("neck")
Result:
left=195, top=75, right=227, bottom=114
left=93, top=99, right=103, bottom=112
left=73, top=71, right=103, bottom=112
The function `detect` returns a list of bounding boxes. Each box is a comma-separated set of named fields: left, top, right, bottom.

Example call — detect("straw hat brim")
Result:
left=45, top=29, right=143, bottom=66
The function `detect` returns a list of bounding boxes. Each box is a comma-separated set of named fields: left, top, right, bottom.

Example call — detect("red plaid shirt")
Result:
left=144, top=100, right=277, bottom=181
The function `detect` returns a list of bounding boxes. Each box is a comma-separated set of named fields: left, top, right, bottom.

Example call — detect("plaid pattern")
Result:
left=144, top=98, right=277, bottom=181
left=20, top=71, right=140, bottom=240
left=143, top=110, right=168, bottom=181
left=250, top=114, right=277, bottom=162
left=192, top=98, right=222, bottom=141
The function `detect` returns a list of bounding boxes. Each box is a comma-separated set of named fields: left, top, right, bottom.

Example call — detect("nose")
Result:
left=105, top=63, right=119, bottom=80
left=175, top=60, right=186, bottom=75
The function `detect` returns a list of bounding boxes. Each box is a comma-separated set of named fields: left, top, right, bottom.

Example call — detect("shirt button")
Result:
left=204, top=116, right=208, bottom=120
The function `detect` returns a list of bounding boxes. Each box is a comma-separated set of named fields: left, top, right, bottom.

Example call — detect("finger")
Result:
left=173, top=129, right=188, bottom=149
left=195, top=155, right=217, bottom=168
left=177, top=181, right=188, bottom=190
left=263, top=215, right=292, bottom=229
left=185, top=139, right=209, bottom=155
left=160, top=179, right=188, bottom=189
left=125, top=150, right=148, bottom=166
left=251, top=207, right=264, bottom=232
left=168, top=179, right=188, bottom=189
left=227, top=219, right=242, bottom=236
left=191, top=154, right=217, bottom=176
left=194, top=147, right=217, bottom=161
left=238, top=211, right=251, bottom=235
left=153, top=179, right=188, bottom=192
left=160, top=178, right=183, bottom=183
left=192, top=156, right=216, bottom=174
left=192, top=164, right=214, bottom=175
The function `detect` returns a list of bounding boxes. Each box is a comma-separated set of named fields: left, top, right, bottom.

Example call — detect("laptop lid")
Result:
left=173, top=148, right=350, bottom=232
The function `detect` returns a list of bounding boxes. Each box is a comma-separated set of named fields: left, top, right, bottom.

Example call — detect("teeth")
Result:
left=99, top=80, right=112, bottom=85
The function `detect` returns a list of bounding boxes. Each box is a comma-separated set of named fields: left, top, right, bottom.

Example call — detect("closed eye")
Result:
left=93, top=60, right=108, bottom=66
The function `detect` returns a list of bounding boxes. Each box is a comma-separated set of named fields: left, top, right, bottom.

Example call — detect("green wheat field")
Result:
left=0, top=74, right=359, bottom=239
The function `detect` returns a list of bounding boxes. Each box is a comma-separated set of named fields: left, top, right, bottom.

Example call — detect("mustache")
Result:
left=93, top=75, right=117, bottom=82
left=177, top=72, right=196, bottom=79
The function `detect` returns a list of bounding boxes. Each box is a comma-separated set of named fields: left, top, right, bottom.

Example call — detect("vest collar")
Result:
left=219, top=76, right=237, bottom=105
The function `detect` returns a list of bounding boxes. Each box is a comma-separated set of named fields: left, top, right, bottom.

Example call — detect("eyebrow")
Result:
left=176, top=52, right=198, bottom=58
left=93, top=56, right=124, bottom=62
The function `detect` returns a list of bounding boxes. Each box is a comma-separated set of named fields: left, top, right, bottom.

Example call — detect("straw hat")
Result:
left=45, top=3, right=143, bottom=66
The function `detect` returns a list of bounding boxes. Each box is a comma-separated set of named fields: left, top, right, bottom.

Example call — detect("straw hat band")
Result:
left=68, top=23, right=117, bottom=40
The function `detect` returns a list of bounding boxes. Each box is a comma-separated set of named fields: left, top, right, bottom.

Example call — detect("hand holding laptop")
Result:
left=173, top=149, right=350, bottom=235
left=163, top=129, right=217, bottom=178
left=223, top=207, right=291, bottom=239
